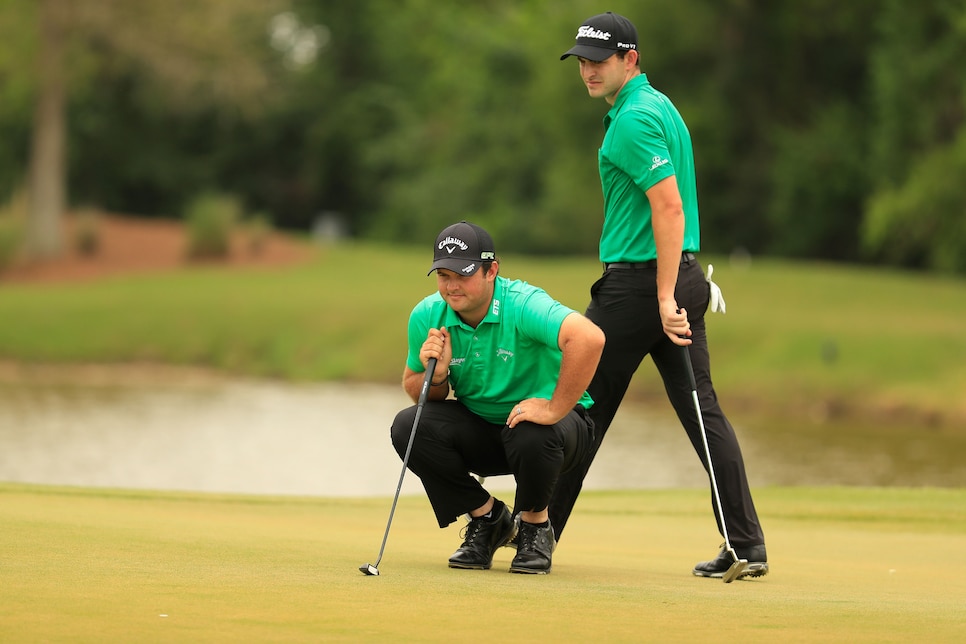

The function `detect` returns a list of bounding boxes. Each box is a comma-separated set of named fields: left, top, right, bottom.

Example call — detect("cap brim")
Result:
left=560, top=44, right=617, bottom=62
left=428, top=258, right=482, bottom=276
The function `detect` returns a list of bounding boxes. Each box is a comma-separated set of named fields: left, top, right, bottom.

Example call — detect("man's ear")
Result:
left=627, top=49, right=640, bottom=68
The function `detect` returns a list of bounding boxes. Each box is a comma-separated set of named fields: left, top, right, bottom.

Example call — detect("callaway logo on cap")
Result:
left=560, top=11, right=638, bottom=62
left=428, top=221, right=496, bottom=276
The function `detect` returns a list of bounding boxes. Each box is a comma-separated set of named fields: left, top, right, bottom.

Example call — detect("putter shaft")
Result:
left=359, top=357, right=438, bottom=576
left=682, top=345, right=745, bottom=583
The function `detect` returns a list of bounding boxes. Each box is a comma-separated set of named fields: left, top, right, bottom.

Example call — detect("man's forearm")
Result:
left=550, top=317, right=605, bottom=418
left=402, top=368, right=449, bottom=402
left=648, top=178, right=686, bottom=303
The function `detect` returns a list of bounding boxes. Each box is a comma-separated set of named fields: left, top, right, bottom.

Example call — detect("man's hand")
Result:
left=420, top=326, right=452, bottom=383
left=402, top=326, right=453, bottom=402
left=506, top=311, right=605, bottom=428
left=661, top=302, right=691, bottom=345
left=506, top=398, right=559, bottom=428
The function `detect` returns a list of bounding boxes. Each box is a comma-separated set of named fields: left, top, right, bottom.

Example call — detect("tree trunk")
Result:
left=26, top=0, right=66, bottom=259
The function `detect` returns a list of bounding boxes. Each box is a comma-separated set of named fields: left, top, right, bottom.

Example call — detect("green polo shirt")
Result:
left=597, top=73, right=700, bottom=263
left=406, top=276, right=594, bottom=425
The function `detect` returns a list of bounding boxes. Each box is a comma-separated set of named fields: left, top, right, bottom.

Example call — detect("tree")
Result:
left=863, top=130, right=966, bottom=273
left=861, top=0, right=966, bottom=272
left=26, top=0, right=65, bottom=257
left=15, top=0, right=286, bottom=258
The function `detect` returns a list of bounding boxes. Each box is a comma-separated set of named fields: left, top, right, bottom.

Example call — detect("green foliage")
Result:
left=766, top=102, right=869, bottom=259
left=0, top=0, right=37, bottom=112
left=0, top=0, right=964, bottom=270
left=184, top=192, right=242, bottom=259
left=862, top=129, right=966, bottom=272
left=861, top=0, right=966, bottom=273
left=0, top=1, right=35, bottom=202
left=868, top=0, right=966, bottom=187
left=0, top=218, right=21, bottom=270
left=0, top=189, right=26, bottom=270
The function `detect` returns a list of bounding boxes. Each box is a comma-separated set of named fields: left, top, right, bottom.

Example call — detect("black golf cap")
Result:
left=428, top=221, right=496, bottom=276
left=560, top=12, right=638, bottom=62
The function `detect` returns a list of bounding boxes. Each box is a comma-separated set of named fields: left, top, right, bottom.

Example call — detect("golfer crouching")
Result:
left=390, top=221, right=604, bottom=574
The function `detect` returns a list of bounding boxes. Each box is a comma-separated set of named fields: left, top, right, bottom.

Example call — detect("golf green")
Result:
left=2, top=484, right=963, bottom=642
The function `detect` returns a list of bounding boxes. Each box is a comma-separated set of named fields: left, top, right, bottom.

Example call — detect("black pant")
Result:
left=391, top=400, right=594, bottom=528
left=548, top=259, right=765, bottom=548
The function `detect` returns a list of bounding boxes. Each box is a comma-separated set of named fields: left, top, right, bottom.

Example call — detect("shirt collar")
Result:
left=604, top=72, right=650, bottom=128
left=444, top=276, right=506, bottom=330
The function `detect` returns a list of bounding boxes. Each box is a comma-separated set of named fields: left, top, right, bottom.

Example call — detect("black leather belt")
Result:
left=606, top=252, right=695, bottom=270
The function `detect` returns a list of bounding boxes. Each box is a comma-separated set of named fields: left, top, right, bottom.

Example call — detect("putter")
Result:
left=681, top=344, right=748, bottom=583
left=359, top=357, right=438, bottom=577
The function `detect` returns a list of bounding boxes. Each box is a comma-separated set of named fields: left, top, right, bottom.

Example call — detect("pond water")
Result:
left=1, top=374, right=962, bottom=497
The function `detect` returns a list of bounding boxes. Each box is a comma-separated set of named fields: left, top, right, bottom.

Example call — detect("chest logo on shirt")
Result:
left=497, top=348, right=514, bottom=362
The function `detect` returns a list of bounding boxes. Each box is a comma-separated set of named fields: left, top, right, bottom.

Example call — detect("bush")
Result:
left=73, top=208, right=102, bottom=256
left=244, top=212, right=272, bottom=256
left=184, top=193, right=242, bottom=260
left=862, top=129, right=966, bottom=273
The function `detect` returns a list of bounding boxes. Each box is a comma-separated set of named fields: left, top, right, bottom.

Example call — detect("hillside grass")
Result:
left=2, top=483, right=964, bottom=643
left=0, top=241, right=964, bottom=424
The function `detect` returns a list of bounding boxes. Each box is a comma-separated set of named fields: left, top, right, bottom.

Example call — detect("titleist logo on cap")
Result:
left=577, top=25, right=611, bottom=41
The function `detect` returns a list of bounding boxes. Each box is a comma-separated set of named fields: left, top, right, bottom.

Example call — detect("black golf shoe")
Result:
left=448, top=502, right=515, bottom=570
left=509, top=517, right=555, bottom=574
left=693, top=543, right=769, bottom=579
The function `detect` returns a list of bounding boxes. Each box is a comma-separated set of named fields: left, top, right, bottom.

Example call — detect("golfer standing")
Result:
left=391, top=221, right=604, bottom=574
left=550, top=12, right=768, bottom=579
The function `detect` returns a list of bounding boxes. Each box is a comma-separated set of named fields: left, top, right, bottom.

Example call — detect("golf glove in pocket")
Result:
left=707, top=264, right=726, bottom=314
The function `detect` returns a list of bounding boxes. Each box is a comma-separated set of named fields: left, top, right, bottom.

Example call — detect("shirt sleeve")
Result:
left=609, top=109, right=676, bottom=193
left=405, top=304, right=428, bottom=374
left=405, top=296, right=446, bottom=373
left=517, top=287, right=575, bottom=349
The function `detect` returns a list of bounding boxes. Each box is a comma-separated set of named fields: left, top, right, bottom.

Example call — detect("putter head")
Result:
left=359, top=563, right=380, bottom=576
left=721, top=559, right=748, bottom=583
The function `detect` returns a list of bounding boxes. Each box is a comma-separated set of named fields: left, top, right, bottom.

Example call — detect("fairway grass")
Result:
left=2, top=484, right=964, bottom=642
left=1, top=243, right=965, bottom=425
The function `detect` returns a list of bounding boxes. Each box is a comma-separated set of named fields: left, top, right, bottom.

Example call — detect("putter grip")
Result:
left=675, top=308, right=699, bottom=392
left=419, top=357, right=438, bottom=403
left=681, top=344, right=698, bottom=391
